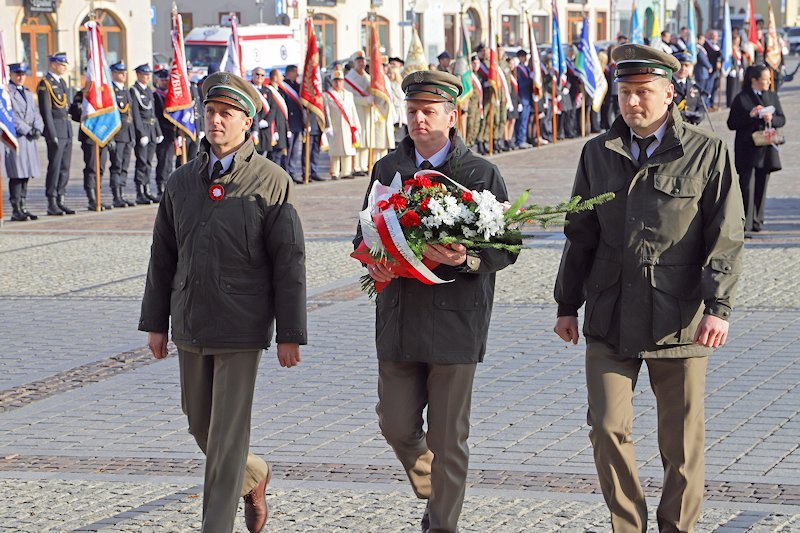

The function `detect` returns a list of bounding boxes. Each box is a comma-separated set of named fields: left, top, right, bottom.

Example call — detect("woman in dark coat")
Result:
left=727, top=64, right=786, bottom=233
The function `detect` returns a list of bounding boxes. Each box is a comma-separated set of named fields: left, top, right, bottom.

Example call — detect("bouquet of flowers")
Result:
left=351, top=169, right=613, bottom=297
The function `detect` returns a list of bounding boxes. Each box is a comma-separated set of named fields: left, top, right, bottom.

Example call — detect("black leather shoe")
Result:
left=135, top=185, right=152, bottom=205
left=57, top=196, right=75, bottom=215
left=144, top=184, right=160, bottom=203
left=20, top=200, right=38, bottom=220
left=311, top=175, right=329, bottom=182
left=47, top=197, right=64, bottom=216
left=420, top=504, right=430, bottom=532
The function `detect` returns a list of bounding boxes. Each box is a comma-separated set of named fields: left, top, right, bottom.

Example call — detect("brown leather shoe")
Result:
left=243, top=465, right=272, bottom=533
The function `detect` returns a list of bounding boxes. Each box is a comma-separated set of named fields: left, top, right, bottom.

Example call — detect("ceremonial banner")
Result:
left=80, top=20, right=121, bottom=147
left=453, top=17, right=473, bottom=106
left=576, top=17, right=608, bottom=112
left=721, top=0, right=733, bottom=76
left=300, top=17, right=326, bottom=130
left=747, top=0, right=760, bottom=50
left=630, top=0, right=644, bottom=45
left=164, top=8, right=196, bottom=141
left=765, top=1, right=782, bottom=70
left=551, top=0, right=566, bottom=86
left=403, top=28, right=427, bottom=76
left=650, top=10, right=661, bottom=44
left=0, top=30, right=18, bottom=152
left=369, top=21, right=391, bottom=114
left=528, top=17, right=543, bottom=95
left=687, top=0, right=698, bottom=63
left=223, top=13, right=244, bottom=78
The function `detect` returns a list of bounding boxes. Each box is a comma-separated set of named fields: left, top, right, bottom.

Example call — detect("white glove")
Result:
left=198, top=131, right=206, bottom=141
left=272, top=132, right=280, bottom=142
left=562, top=88, right=570, bottom=95
left=259, top=119, right=269, bottom=129
left=49, top=137, right=58, bottom=147
left=287, top=131, right=293, bottom=139
left=517, top=103, right=523, bottom=112
left=156, top=135, right=164, bottom=144
left=324, top=127, right=333, bottom=137
left=140, top=136, right=149, bottom=147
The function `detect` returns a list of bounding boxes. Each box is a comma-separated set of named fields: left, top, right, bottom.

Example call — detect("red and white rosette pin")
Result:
left=208, top=184, right=225, bottom=201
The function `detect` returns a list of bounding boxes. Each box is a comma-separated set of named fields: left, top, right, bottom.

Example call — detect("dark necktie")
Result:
left=210, top=160, right=223, bottom=181
left=420, top=160, right=433, bottom=170
left=635, top=136, right=656, bottom=167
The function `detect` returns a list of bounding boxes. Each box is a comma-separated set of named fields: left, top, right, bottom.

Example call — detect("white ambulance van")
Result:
left=184, top=24, right=302, bottom=81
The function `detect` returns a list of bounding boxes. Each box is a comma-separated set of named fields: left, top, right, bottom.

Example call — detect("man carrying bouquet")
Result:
left=354, top=70, right=518, bottom=533
left=553, top=45, right=744, bottom=532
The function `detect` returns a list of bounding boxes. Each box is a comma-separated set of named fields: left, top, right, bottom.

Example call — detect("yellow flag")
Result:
left=403, top=27, right=428, bottom=76
left=650, top=12, right=661, bottom=43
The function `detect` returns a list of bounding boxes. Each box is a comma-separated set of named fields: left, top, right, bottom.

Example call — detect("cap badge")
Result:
left=209, top=184, right=225, bottom=201
left=624, top=47, right=636, bottom=59
left=413, top=70, right=424, bottom=84
left=220, top=74, right=229, bottom=84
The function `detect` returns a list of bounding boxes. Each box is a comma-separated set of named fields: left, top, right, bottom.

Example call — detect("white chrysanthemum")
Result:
left=429, top=197, right=456, bottom=226
left=461, top=226, right=476, bottom=239
left=443, top=196, right=461, bottom=221
left=473, top=190, right=506, bottom=239
left=458, top=203, right=476, bottom=224
left=423, top=230, right=433, bottom=239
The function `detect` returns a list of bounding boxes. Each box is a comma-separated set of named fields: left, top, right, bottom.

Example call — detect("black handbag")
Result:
left=763, top=145, right=782, bottom=173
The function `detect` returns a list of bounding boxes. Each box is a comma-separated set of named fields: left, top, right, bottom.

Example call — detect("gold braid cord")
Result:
left=43, top=79, right=67, bottom=109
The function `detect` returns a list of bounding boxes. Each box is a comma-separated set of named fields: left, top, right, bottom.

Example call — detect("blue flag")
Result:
left=0, top=30, right=18, bottom=152
left=687, top=0, right=698, bottom=63
left=576, top=17, right=608, bottom=112
left=721, top=0, right=733, bottom=75
left=630, top=1, right=644, bottom=45
left=551, top=1, right=566, bottom=84
left=81, top=21, right=121, bottom=147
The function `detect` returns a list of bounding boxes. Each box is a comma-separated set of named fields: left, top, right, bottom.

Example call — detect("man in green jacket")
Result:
left=355, top=70, right=518, bottom=533
left=554, top=45, right=744, bottom=532
left=139, top=72, right=307, bottom=533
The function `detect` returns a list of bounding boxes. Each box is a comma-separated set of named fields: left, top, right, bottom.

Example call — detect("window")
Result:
left=219, top=12, right=242, bottom=26
left=361, top=16, right=390, bottom=55
left=501, top=14, right=519, bottom=46
left=20, top=14, right=55, bottom=91
left=444, top=14, right=456, bottom=57
left=595, top=12, right=608, bottom=42
left=567, top=10, right=583, bottom=43
left=531, top=15, right=549, bottom=45
left=79, top=9, right=125, bottom=83
left=182, top=13, right=194, bottom=35
left=313, top=14, right=336, bottom=69
left=464, top=8, right=482, bottom=52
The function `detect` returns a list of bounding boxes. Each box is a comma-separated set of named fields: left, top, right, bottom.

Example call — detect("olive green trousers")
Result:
left=178, top=348, right=270, bottom=532
left=586, top=342, right=708, bottom=533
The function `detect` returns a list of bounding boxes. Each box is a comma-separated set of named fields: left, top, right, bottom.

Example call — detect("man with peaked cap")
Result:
left=153, top=68, right=176, bottom=200
left=70, top=85, right=112, bottom=211
left=344, top=50, right=372, bottom=176
left=553, top=44, right=744, bottom=532
left=323, top=66, right=360, bottom=179
left=354, top=70, right=518, bottom=533
left=130, top=64, right=163, bottom=204
left=37, top=52, right=75, bottom=215
left=4, top=63, right=43, bottom=221
left=464, top=55, right=484, bottom=152
left=436, top=51, right=451, bottom=73
left=139, top=70, right=307, bottom=533
left=514, top=49, right=534, bottom=149
left=671, top=52, right=704, bottom=126
left=108, top=62, right=136, bottom=206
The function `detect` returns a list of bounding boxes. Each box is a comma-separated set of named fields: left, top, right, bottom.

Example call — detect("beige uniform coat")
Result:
left=324, top=88, right=361, bottom=157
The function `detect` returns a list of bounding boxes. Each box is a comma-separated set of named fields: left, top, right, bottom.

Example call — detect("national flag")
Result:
left=528, top=17, right=543, bottom=96
left=300, top=18, right=325, bottom=129
left=0, top=30, right=18, bottom=152
left=765, top=0, right=782, bottom=70
left=747, top=0, right=760, bottom=49
left=687, top=0, right=698, bottom=63
left=224, top=13, right=244, bottom=78
left=721, top=0, right=733, bottom=76
left=650, top=10, right=661, bottom=44
left=453, top=16, right=473, bottom=106
left=369, top=21, right=391, bottom=114
left=551, top=0, right=566, bottom=85
left=80, top=20, right=121, bottom=147
left=403, top=27, right=427, bottom=76
left=576, top=17, right=608, bottom=112
left=164, top=8, right=196, bottom=141
left=630, top=0, right=644, bottom=45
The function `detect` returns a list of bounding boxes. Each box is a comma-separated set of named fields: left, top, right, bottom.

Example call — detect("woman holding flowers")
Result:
left=353, top=70, right=518, bottom=533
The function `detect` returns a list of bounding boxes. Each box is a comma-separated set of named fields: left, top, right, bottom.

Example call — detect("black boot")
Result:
left=155, top=182, right=165, bottom=202
left=136, top=185, right=152, bottom=205
left=87, top=188, right=101, bottom=211
left=144, top=184, right=160, bottom=203
left=120, top=186, right=136, bottom=207
left=57, top=195, right=76, bottom=215
left=19, top=198, right=38, bottom=220
left=47, top=197, right=64, bottom=216
left=112, top=186, right=128, bottom=208
left=10, top=200, right=27, bottom=221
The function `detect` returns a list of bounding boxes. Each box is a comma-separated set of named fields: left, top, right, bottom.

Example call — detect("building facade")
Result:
left=1, top=0, right=153, bottom=92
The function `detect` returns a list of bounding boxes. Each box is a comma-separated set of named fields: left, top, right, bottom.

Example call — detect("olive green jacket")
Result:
left=139, top=138, right=307, bottom=350
left=554, top=106, right=744, bottom=358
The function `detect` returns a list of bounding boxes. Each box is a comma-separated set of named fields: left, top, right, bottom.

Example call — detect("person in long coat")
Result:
left=727, top=64, right=786, bottom=234
left=344, top=51, right=372, bottom=176
left=371, top=60, right=396, bottom=161
left=4, top=63, right=43, bottom=221
left=324, top=67, right=361, bottom=179
left=264, top=69, right=290, bottom=169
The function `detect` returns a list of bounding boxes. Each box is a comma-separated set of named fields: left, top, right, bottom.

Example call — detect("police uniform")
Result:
left=130, top=64, right=162, bottom=204
left=356, top=70, right=519, bottom=533
left=672, top=52, right=704, bottom=126
left=153, top=69, right=176, bottom=199
left=554, top=45, right=744, bottom=532
left=37, top=53, right=75, bottom=215
left=464, top=56, right=484, bottom=151
left=139, top=72, right=307, bottom=533
left=109, top=62, right=137, bottom=207
left=70, top=89, right=112, bottom=211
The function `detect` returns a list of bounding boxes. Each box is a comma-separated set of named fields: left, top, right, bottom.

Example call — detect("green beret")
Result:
left=202, top=71, right=262, bottom=117
left=612, top=44, right=681, bottom=82
left=401, top=70, right=462, bottom=104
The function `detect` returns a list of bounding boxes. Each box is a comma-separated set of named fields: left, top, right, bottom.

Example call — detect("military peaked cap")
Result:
left=612, top=44, right=680, bottom=82
left=134, top=64, right=152, bottom=74
left=202, top=71, right=262, bottom=117
left=402, top=70, right=462, bottom=104
left=8, top=63, right=28, bottom=73
left=48, top=52, right=68, bottom=64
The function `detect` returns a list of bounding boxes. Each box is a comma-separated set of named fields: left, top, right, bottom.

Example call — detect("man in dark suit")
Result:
left=264, top=69, right=290, bottom=171
left=279, top=65, right=305, bottom=182
left=514, top=49, right=534, bottom=149
left=37, top=52, right=75, bottom=215
left=694, top=35, right=714, bottom=107
left=109, top=62, right=136, bottom=207
left=672, top=52, right=704, bottom=125
left=704, top=30, right=722, bottom=109
left=130, top=64, right=163, bottom=204
left=153, top=68, right=176, bottom=200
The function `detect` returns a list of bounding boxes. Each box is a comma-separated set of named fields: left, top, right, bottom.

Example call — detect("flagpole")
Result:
left=181, top=134, right=187, bottom=165
left=526, top=10, right=541, bottom=147
left=95, top=142, right=101, bottom=212
left=487, top=0, right=494, bottom=156
left=551, top=74, right=557, bottom=145
left=0, top=160, right=4, bottom=225
left=367, top=17, right=376, bottom=174
left=304, top=113, right=310, bottom=184
left=581, top=83, right=586, bottom=137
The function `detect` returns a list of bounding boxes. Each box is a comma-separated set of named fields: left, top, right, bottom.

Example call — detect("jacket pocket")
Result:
left=219, top=274, right=269, bottom=294
left=650, top=264, right=703, bottom=345
left=653, top=174, right=703, bottom=198
left=170, top=271, right=188, bottom=336
left=215, top=272, right=271, bottom=338
left=583, top=258, right=621, bottom=339
left=242, top=197, right=267, bottom=265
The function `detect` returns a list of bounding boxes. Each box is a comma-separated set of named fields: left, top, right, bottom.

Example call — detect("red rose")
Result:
left=400, top=211, right=422, bottom=227
left=389, top=193, right=407, bottom=210
left=377, top=200, right=390, bottom=210
left=418, top=176, right=433, bottom=188
left=461, top=191, right=473, bottom=202
left=420, top=197, right=431, bottom=211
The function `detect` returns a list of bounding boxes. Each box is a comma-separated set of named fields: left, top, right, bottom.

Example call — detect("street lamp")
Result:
left=255, top=0, right=264, bottom=24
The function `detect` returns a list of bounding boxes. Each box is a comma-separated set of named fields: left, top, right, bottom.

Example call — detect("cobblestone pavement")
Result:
left=1, top=77, right=799, bottom=531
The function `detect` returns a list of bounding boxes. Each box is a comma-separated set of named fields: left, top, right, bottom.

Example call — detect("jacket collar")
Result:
left=196, top=136, right=258, bottom=182
left=605, top=105, right=685, bottom=165
left=394, top=128, right=465, bottom=175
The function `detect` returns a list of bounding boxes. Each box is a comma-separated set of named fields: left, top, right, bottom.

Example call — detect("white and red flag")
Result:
left=164, top=7, right=196, bottom=140
left=80, top=20, right=120, bottom=146
left=223, top=12, right=244, bottom=78
left=300, top=17, right=328, bottom=149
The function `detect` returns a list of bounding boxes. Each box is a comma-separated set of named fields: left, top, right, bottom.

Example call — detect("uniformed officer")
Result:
left=436, top=51, right=451, bottom=73
left=153, top=68, right=176, bottom=200
left=37, top=52, right=75, bottom=215
left=355, top=70, right=518, bottom=533
left=672, top=51, right=704, bottom=126
left=280, top=65, right=305, bottom=182
left=264, top=69, right=290, bottom=169
left=465, top=55, right=484, bottom=152
left=515, top=49, right=534, bottom=149
left=109, top=62, right=136, bottom=207
left=553, top=45, right=745, bottom=533
left=70, top=88, right=112, bottom=211
left=140, top=71, right=307, bottom=533
left=130, top=64, right=163, bottom=204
